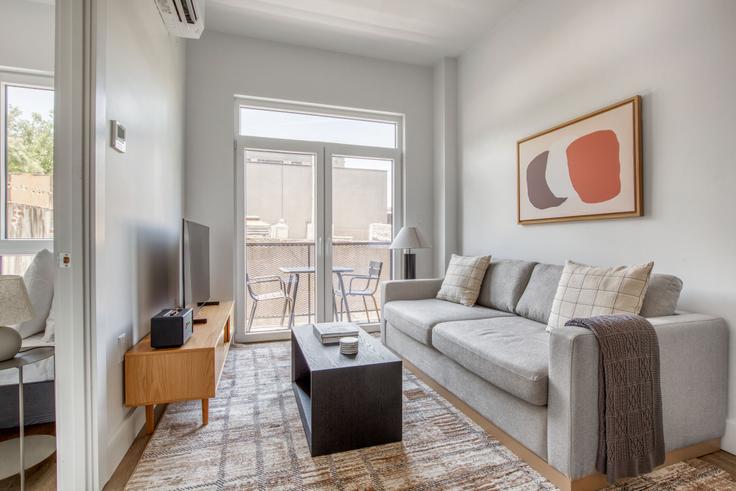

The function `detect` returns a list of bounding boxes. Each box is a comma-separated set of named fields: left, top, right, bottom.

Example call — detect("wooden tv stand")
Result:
left=124, top=301, right=233, bottom=434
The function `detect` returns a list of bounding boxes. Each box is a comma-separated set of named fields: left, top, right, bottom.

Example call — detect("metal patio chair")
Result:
left=333, top=260, right=383, bottom=323
left=246, top=273, right=293, bottom=331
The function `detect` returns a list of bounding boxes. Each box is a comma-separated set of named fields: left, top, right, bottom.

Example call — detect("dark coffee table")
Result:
left=291, top=324, right=402, bottom=456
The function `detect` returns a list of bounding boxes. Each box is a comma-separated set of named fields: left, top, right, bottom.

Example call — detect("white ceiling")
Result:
left=204, top=0, right=519, bottom=66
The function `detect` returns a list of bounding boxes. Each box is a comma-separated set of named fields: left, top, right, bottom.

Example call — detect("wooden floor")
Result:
left=0, top=423, right=56, bottom=491
left=702, top=451, right=736, bottom=477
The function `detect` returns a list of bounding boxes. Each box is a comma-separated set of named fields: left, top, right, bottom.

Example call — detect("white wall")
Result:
left=185, top=31, right=435, bottom=303
left=0, top=0, right=54, bottom=72
left=98, top=0, right=185, bottom=483
left=433, top=57, right=459, bottom=275
left=459, top=0, right=736, bottom=449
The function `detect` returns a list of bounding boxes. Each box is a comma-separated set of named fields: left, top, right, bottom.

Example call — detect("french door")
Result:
left=234, top=136, right=401, bottom=342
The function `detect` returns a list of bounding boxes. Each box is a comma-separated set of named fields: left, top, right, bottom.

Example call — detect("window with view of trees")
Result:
left=3, top=84, right=54, bottom=239
left=0, top=80, right=54, bottom=275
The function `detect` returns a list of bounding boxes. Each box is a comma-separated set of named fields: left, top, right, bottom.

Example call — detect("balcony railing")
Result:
left=245, top=239, right=392, bottom=331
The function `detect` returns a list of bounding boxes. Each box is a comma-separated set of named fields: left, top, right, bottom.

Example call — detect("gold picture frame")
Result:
left=516, top=96, right=643, bottom=224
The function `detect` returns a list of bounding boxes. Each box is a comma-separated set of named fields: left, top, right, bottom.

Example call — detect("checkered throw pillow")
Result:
left=547, top=260, right=654, bottom=331
left=437, top=254, right=491, bottom=306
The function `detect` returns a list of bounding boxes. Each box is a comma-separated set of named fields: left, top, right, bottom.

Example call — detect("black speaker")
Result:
left=151, top=308, right=193, bottom=348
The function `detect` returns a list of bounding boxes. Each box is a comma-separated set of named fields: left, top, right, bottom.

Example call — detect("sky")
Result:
left=6, top=85, right=54, bottom=121
left=240, top=107, right=396, bottom=149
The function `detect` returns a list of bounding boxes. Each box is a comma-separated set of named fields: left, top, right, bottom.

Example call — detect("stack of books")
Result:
left=313, top=322, right=360, bottom=344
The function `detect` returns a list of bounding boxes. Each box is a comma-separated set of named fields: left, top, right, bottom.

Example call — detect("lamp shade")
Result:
left=0, top=275, right=34, bottom=326
left=389, top=226, right=431, bottom=250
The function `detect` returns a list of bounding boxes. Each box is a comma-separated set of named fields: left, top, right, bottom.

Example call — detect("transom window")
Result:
left=239, top=107, right=397, bottom=149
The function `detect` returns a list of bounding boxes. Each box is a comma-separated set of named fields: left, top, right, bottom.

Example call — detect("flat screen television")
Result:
left=182, top=219, right=210, bottom=313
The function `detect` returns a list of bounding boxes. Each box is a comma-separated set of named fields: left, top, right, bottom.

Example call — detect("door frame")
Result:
left=233, top=97, right=404, bottom=342
left=54, top=0, right=101, bottom=488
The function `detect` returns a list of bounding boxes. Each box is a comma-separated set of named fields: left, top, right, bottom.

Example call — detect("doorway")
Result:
left=0, top=66, right=56, bottom=491
left=234, top=99, right=403, bottom=342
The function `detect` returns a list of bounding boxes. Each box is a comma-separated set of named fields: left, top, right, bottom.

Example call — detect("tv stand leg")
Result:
left=202, top=399, right=209, bottom=426
left=145, top=405, right=154, bottom=434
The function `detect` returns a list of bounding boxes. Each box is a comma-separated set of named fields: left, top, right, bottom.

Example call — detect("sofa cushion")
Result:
left=515, top=263, right=563, bottom=324
left=383, top=299, right=511, bottom=347
left=477, top=259, right=537, bottom=313
left=433, top=316, right=549, bottom=405
left=640, top=273, right=683, bottom=317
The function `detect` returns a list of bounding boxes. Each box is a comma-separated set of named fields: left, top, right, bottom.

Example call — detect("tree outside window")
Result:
left=4, top=85, right=54, bottom=240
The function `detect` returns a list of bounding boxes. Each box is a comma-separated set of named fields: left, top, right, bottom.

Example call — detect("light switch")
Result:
left=111, top=120, right=126, bottom=153
left=117, top=332, right=131, bottom=363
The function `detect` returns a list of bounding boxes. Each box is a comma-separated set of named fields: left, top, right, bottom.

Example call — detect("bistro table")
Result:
left=279, top=266, right=354, bottom=328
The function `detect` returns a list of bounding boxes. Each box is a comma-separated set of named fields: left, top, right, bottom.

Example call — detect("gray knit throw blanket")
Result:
left=565, top=314, right=665, bottom=483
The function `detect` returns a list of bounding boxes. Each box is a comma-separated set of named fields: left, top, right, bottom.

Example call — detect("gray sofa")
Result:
left=380, top=259, right=728, bottom=481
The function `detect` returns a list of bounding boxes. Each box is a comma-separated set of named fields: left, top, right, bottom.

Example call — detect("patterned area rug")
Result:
left=126, top=341, right=736, bottom=490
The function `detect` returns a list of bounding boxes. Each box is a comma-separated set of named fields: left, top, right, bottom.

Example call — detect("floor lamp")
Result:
left=389, top=226, right=430, bottom=280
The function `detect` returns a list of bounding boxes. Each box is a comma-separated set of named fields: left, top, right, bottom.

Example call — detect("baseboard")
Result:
left=721, top=418, right=736, bottom=454
left=403, top=359, right=720, bottom=491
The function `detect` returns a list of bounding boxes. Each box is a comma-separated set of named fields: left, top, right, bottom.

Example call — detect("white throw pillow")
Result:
left=436, top=254, right=491, bottom=307
left=547, top=260, right=653, bottom=331
left=14, top=249, right=55, bottom=339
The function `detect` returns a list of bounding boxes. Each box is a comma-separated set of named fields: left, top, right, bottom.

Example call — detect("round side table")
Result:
left=0, top=347, right=56, bottom=490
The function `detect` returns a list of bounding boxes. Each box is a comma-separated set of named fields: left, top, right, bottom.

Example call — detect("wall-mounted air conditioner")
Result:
left=154, top=0, right=205, bottom=39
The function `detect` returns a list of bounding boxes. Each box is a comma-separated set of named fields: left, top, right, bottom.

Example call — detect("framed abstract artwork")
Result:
left=517, top=96, right=642, bottom=224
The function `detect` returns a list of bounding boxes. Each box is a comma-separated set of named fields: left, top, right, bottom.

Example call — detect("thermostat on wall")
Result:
left=111, top=120, right=126, bottom=153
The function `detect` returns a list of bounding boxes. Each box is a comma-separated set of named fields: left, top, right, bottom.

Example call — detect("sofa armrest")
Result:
left=380, top=278, right=443, bottom=343
left=381, top=278, right=444, bottom=304
left=547, top=313, right=728, bottom=479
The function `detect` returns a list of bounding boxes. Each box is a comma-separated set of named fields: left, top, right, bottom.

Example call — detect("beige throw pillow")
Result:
left=547, top=260, right=654, bottom=331
left=437, top=254, right=491, bottom=306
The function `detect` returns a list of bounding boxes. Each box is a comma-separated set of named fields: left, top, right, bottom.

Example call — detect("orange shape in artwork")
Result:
left=566, top=129, right=621, bottom=203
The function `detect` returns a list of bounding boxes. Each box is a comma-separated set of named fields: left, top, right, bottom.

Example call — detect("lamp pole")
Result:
left=404, top=248, right=416, bottom=279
